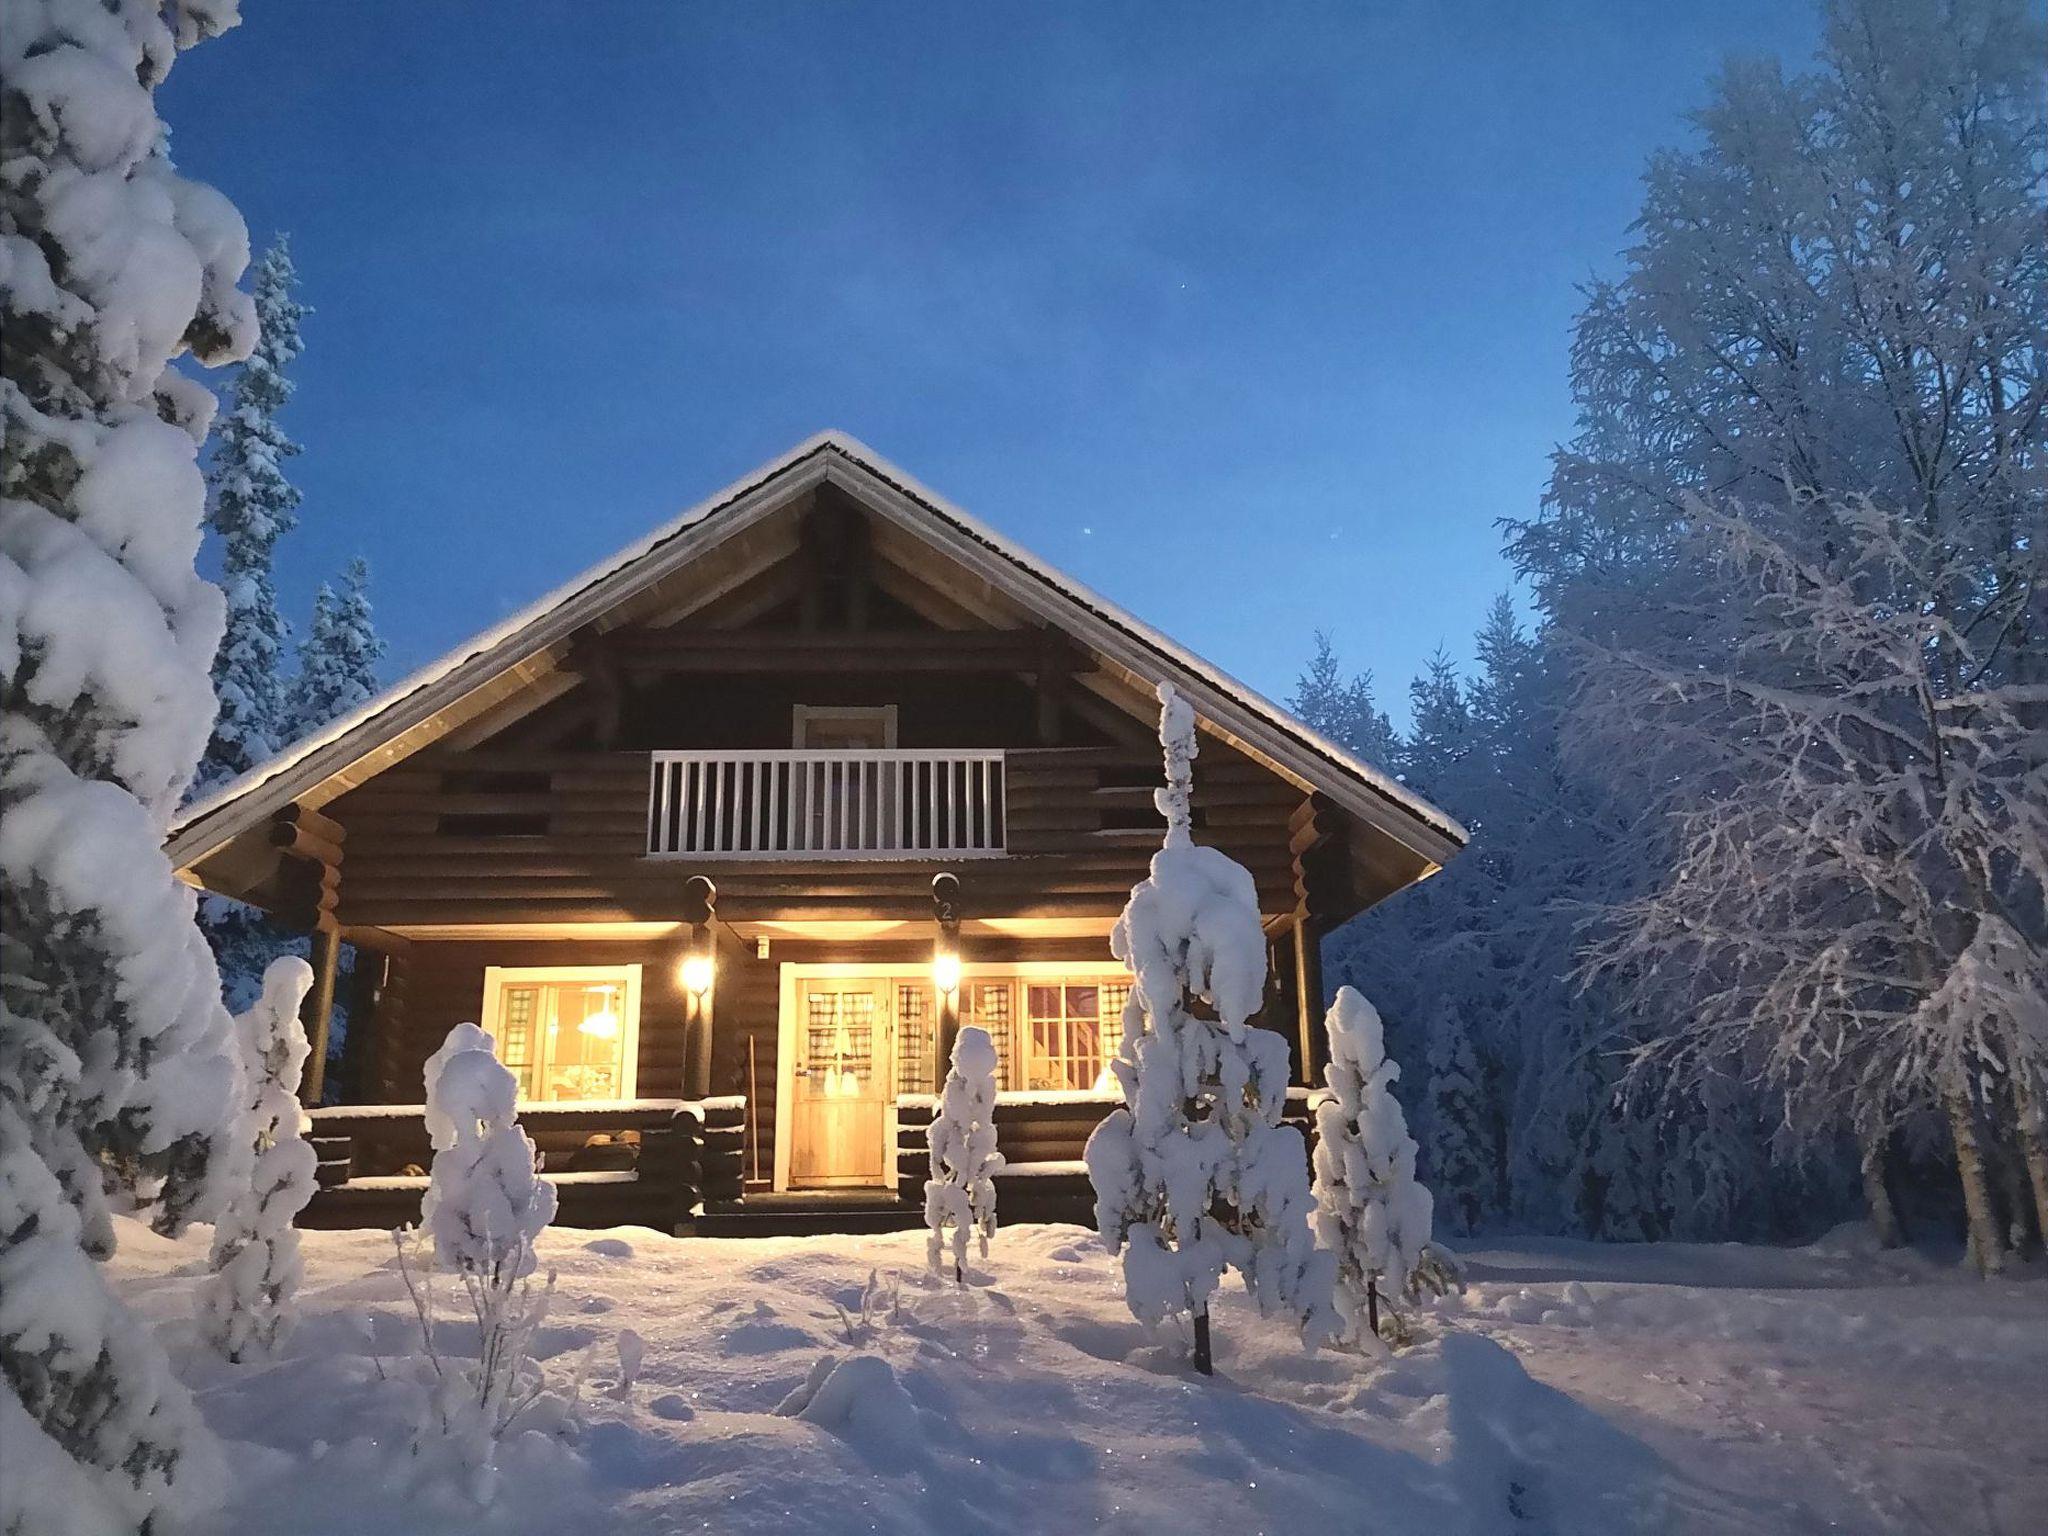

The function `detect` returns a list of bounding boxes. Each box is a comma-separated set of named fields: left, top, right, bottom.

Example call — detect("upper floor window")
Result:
left=792, top=704, right=897, bottom=750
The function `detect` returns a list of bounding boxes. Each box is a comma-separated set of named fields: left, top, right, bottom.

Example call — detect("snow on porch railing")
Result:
left=646, top=750, right=1006, bottom=859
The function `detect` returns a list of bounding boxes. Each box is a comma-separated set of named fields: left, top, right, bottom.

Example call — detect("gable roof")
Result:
left=168, top=432, right=1465, bottom=878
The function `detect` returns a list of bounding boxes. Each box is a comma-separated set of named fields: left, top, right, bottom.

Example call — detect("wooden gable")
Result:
left=169, top=435, right=1462, bottom=932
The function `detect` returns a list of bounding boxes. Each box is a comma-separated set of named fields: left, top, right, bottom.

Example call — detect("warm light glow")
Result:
left=577, top=985, right=621, bottom=1038
left=679, top=952, right=715, bottom=996
left=932, top=950, right=962, bottom=995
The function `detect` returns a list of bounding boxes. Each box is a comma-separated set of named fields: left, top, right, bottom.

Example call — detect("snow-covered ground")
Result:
left=107, top=1219, right=2044, bottom=1534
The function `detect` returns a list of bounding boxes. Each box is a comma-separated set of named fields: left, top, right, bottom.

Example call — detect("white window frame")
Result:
left=480, top=963, right=643, bottom=1104
left=772, top=960, right=1127, bottom=1191
left=791, top=703, right=898, bottom=748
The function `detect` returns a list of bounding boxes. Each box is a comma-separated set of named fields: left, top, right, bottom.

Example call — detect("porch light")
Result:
left=679, top=951, right=715, bottom=998
left=932, top=947, right=962, bottom=997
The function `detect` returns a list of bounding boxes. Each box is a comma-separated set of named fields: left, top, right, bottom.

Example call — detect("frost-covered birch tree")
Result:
left=924, top=1025, right=1003, bottom=1283
left=198, top=236, right=305, bottom=791
left=1506, top=0, right=2047, bottom=1262
left=200, top=956, right=318, bottom=1362
left=1085, top=683, right=1336, bottom=1373
left=1570, top=498, right=2048, bottom=1271
left=1312, top=988, right=1436, bottom=1346
left=1, top=1, right=257, bottom=1526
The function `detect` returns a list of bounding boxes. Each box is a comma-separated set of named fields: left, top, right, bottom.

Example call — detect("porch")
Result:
left=298, top=1086, right=1325, bottom=1235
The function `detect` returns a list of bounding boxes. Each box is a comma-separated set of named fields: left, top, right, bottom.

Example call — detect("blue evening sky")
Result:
left=163, top=1, right=1817, bottom=728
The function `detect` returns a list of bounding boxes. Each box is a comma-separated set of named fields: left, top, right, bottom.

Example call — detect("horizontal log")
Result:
left=344, top=791, right=558, bottom=815
left=332, top=869, right=1297, bottom=909
left=601, top=629, right=1057, bottom=675
left=274, top=802, right=346, bottom=846
left=270, top=820, right=346, bottom=867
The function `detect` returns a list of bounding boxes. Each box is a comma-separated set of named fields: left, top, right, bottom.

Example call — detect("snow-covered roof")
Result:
left=168, top=432, right=1465, bottom=873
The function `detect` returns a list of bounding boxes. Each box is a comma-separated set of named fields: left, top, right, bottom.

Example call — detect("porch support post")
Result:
left=1034, top=625, right=1067, bottom=745
left=299, top=923, right=343, bottom=1105
left=682, top=876, right=717, bottom=1099
left=1291, top=911, right=1326, bottom=1088
left=932, top=872, right=962, bottom=1083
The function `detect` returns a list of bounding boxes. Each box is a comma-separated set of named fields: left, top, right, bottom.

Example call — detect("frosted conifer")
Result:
left=1422, top=1004, right=1495, bottom=1237
left=286, top=555, right=382, bottom=742
left=1, top=1, right=257, bottom=1526
left=200, top=956, right=319, bottom=1361
left=1085, top=683, right=1337, bottom=1373
left=1312, top=988, right=1436, bottom=1346
left=925, top=1025, right=1003, bottom=1283
left=198, top=236, right=306, bottom=790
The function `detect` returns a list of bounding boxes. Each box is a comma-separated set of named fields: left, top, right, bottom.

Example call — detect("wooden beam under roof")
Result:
left=583, top=627, right=1080, bottom=676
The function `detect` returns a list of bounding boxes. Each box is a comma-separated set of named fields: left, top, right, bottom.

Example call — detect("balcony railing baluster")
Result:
left=646, top=749, right=1006, bottom=859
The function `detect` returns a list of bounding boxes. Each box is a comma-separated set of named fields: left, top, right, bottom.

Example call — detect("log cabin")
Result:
left=168, top=433, right=1465, bottom=1234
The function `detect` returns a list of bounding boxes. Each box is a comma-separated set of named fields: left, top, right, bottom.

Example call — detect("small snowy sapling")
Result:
left=925, top=1024, right=1004, bottom=1283
left=1085, top=682, right=1337, bottom=1373
left=1313, top=987, right=1437, bottom=1346
left=200, top=956, right=319, bottom=1361
left=400, top=1025, right=561, bottom=1488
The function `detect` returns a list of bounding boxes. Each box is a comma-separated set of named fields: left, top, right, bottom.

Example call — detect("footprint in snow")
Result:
left=583, top=1237, right=634, bottom=1259
left=648, top=1393, right=695, bottom=1422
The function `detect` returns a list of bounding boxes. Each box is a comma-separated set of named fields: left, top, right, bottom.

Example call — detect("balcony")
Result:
left=647, top=750, right=1007, bottom=860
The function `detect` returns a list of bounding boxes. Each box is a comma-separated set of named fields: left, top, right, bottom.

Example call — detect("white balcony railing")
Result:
left=647, top=750, right=1006, bottom=860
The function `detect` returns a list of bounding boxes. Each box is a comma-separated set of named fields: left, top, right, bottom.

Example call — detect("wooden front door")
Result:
left=789, top=978, right=893, bottom=1188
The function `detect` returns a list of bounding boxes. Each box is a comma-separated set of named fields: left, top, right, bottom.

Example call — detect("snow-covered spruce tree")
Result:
left=1085, top=683, right=1336, bottom=1374
left=200, top=956, right=318, bottom=1362
left=192, top=236, right=312, bottom=1017
left=285, top=555, right=382, bottom=743
left=925, top=1025, right=1003, bottom=1284
left=1, top=2, right=258, bottom=1528
left=402, top=1026, right=559, bottom=1480
left=1312, top=988, right=1436, bottom=1346
left=197, top=236, right=306, bottom=793
left=1288, top=630, right=1397, bottom=766
left=1421, top=1002, right=1496, bottom=1237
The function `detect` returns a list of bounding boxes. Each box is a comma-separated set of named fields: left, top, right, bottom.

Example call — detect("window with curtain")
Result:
left=482, top=966, right=641, bottom=1103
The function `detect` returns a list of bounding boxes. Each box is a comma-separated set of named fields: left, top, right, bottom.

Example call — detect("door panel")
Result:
left=789, top=980, right=893, bottom=1188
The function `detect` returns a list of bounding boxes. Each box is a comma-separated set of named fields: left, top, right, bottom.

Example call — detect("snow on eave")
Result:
left=169, top=430, right=1465, bottom=872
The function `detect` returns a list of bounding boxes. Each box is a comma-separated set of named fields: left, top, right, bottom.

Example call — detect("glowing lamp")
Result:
left=578, top=984, right=621, bottom=1038
left=932, top=949, right=962, bottom=996
left=679, top=952, right=715, bottom=997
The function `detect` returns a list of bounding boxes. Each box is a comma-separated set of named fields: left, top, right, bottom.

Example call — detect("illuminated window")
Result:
left=480, top=965, right=642, bottom=1104
left=1023, top=981, right=1130, bottom=1091
left=964, top=982, right=1016, bottom=1089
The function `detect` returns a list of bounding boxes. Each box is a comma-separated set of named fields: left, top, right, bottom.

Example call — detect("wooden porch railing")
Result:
left=301, top=1096, right=747, bottom=1231
left=646, top=749, right=1006, bottom=859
